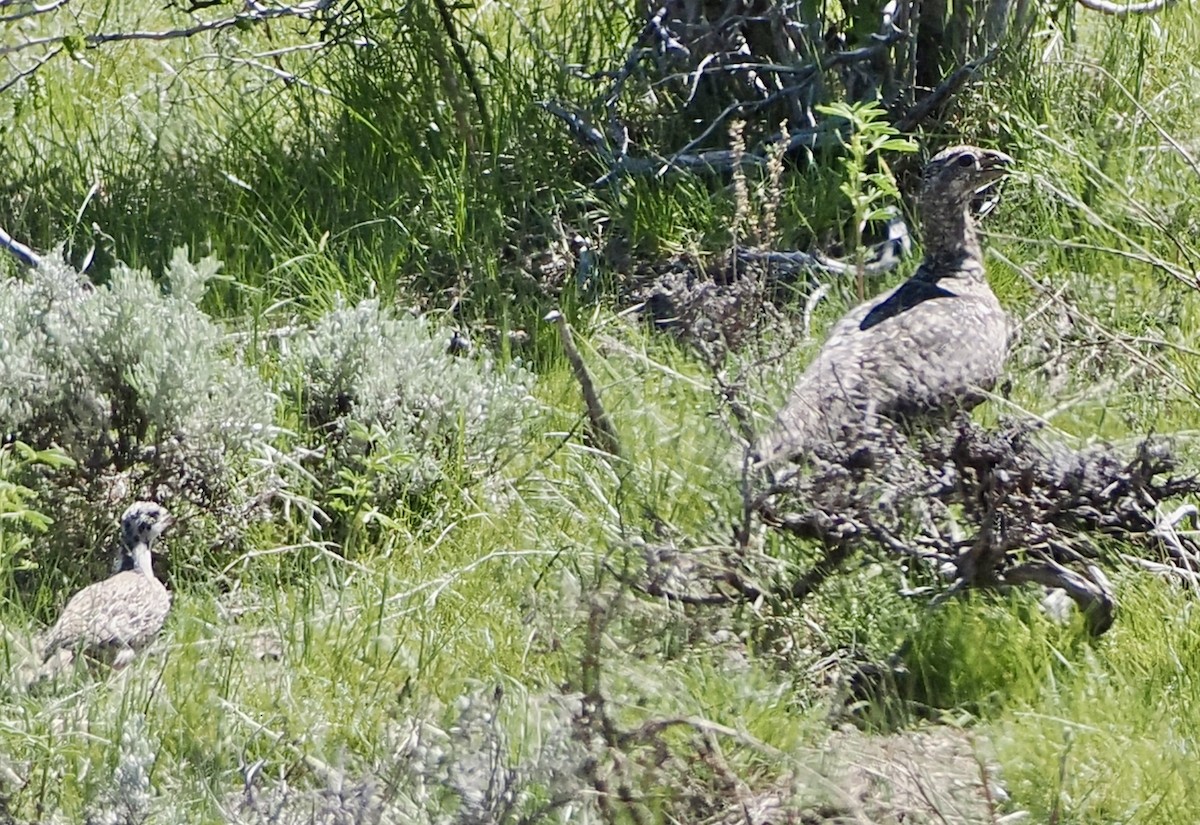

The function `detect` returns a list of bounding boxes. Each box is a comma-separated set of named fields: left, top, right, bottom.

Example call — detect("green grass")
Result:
left=996, top=577, right=1200, bottom=822
left=4, top=0, right=1200, bottom=822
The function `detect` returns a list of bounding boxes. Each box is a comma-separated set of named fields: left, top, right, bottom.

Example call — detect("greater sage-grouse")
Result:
left=40, top=502, right=173, bottom=668
left=756, top=145, right=1014, bottom=466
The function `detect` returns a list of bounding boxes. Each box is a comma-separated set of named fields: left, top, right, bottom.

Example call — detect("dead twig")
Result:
left=0, top=224, right=43, bottom=269
left=1075, top=0, right=1178, bottom=15
left=895, top=47, right=1003, bottom=131
left=0, top=0, right=70, bottom=24
left=545, top=310, right=622, bottom=458
left=0, top=0, right=334, bottom=60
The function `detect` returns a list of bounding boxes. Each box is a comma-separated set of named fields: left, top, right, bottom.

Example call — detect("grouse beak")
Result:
left=977, top=150, right=1015, bottom=183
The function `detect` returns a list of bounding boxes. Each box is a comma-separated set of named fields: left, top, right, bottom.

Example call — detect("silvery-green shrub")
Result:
left=0, top=249, right=276, bottom=577
left=280, top=298, right=538, bottom=499
left=83, top=713, right=155, bottom=825
left=0, top=248, right=274, bottom=465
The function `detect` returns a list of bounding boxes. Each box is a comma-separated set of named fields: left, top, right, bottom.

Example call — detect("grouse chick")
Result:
left=756, top=145, right=1015, bottom=466
left=40, top=501, right=173, bottom=669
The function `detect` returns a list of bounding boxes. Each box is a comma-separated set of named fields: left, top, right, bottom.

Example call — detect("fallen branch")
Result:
left=1076, top=0, right=1178, bottom=14
left=734, top=210, right=911, bottom=280
left=1003, top=559, right=1115, bottom=636
left=623, top=416, right=1200, bottom=637
left=545, top=310, right=622, bottom=458
left=1121, top=553, right=1200, bottom=588
left=0, top=224, right=43, bottom=269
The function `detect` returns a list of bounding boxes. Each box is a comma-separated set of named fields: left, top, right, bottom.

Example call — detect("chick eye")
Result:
left=956, top=154, right=976, bottom=168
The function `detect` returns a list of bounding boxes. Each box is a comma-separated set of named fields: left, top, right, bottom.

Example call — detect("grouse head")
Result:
left=921, top=145, right=1014, bottom=207
left=120, top=501, right=173, bottom=550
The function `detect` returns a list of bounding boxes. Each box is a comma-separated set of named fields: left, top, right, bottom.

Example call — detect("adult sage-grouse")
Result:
left=40, top=501, right=173, bottom=668
left=756, top=145, right=1015, bottom=466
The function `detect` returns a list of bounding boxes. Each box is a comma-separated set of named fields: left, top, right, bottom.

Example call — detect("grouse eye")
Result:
left=956, top=154, right=976, bottom=168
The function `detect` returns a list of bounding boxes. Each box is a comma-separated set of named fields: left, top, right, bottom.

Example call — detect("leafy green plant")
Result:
left=0, top=441, right=72, bottom=573
left=815, top=100, right=917, bottom=299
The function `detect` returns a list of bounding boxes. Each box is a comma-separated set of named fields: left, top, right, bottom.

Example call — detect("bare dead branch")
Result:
left=0, top=0, right=333, bottom=60
left=0, top=224, right=43, bottom=269
left=654, top=88, right=836, bottom=178
left=201, top=47, right=333, bottom=94
left=1075, top=0, right=1178, bottom=15
left=545, top=310, right=622, bottom=458
left=733, top=211, right=910, bottom=282
left=895, top=47, right=1003, bottom=131
left=0, top=44, right=62, bottom=95
left=741, top=413, right=1200, bottom=635
left=1121, top=553, right=1200, bottom=588
left=431, top=0, right=492, bottom=143
left=1003, top=560, right=1115, bottom=635
left=535, top=101, right=612, bottom=160
left=545, top=2, right=1024, bottom=186
left=801, top=282, right=831, bottom=341
left=0, top=0, right=70, bottom=24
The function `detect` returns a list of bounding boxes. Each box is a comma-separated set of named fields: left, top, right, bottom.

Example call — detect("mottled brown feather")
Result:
left=757, top=145, right=1014, bottom=465
left=40, top=502, right=173, bottom=667
left=40, top=572, right=171, bottom=663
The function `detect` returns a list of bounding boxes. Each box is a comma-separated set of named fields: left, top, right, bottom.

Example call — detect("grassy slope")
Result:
left=3, top=1, right=1200, bottom=822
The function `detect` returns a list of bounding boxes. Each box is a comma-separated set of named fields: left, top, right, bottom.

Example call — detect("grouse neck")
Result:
left=127, top=541, right=156, bottom=579
left=919, top=199, right=984, bottom=279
